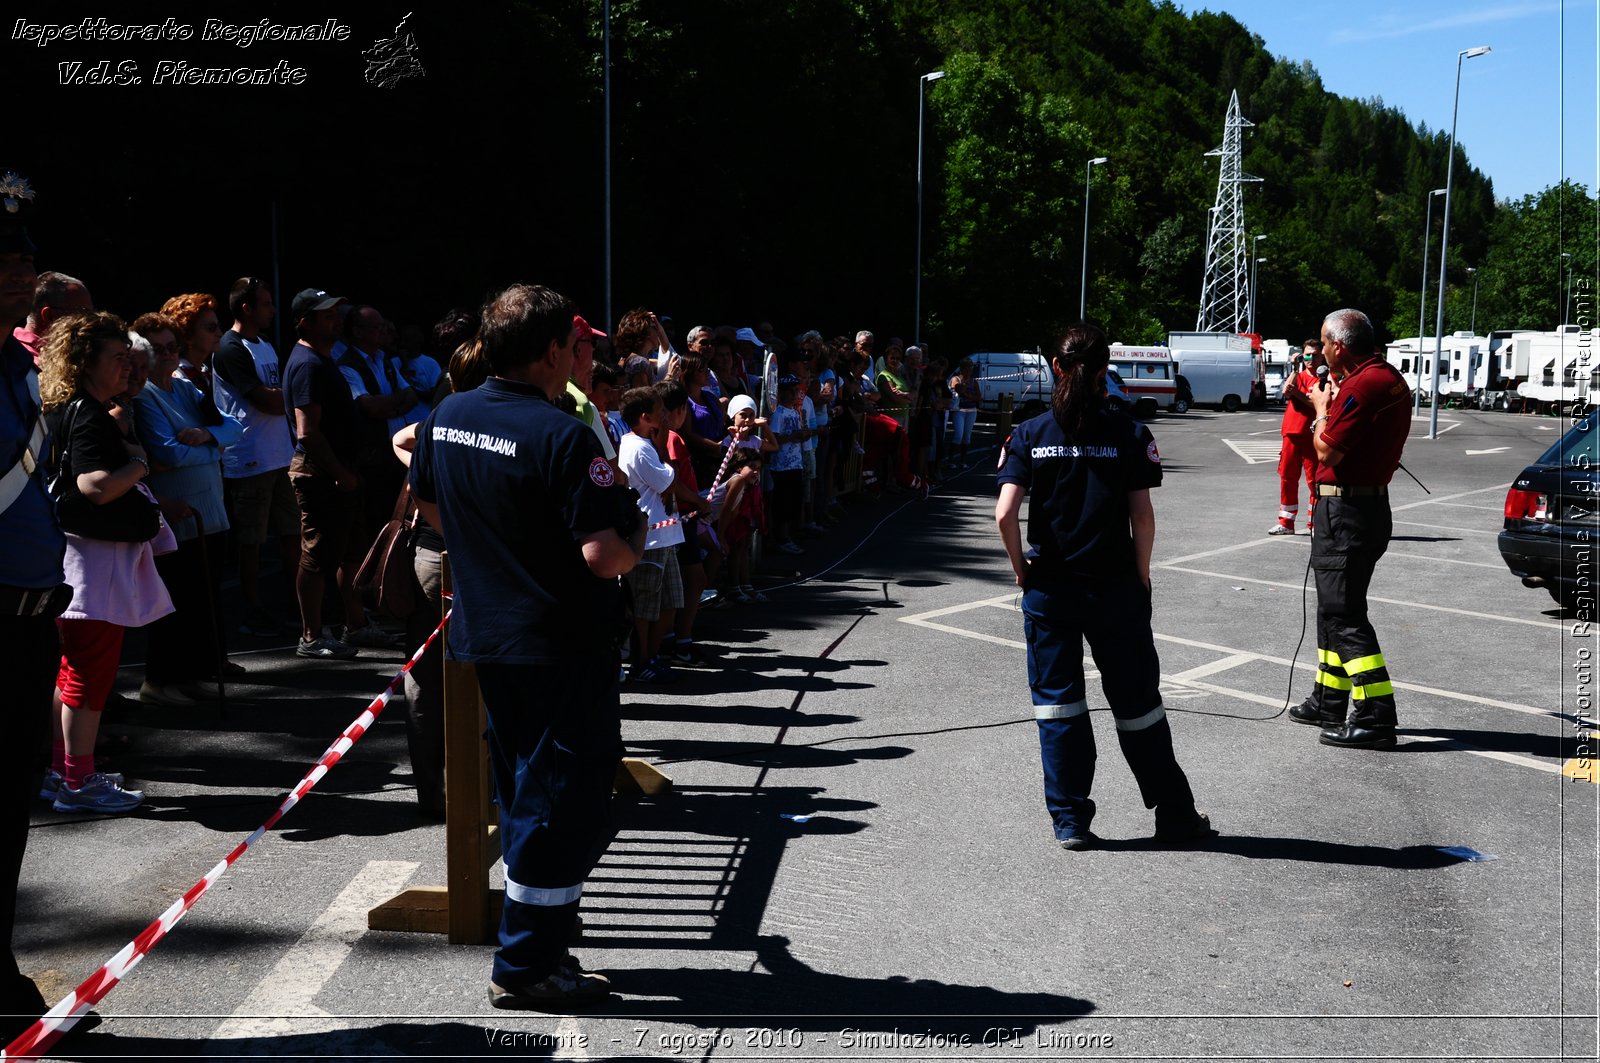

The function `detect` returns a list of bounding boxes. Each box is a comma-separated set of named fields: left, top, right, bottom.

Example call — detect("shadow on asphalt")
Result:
left=607, top=934, right=1093, bottom=1032
left=1089, top=834, right=1479, bottom=869
left=1399, top=726, right=1571, bottom=759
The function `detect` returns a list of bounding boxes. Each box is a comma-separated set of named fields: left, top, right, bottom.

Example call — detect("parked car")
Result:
left=1498, top=416, right=1600, bottom=612
left=1104, top=367, right=1131, bottom=410
left=969, top=351, right=1051, bottom=417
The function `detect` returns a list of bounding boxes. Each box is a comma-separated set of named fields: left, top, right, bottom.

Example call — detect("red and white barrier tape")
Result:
left=646, top=439, right=740, bottom=532
left=1, top=612, right=452, bottom=1062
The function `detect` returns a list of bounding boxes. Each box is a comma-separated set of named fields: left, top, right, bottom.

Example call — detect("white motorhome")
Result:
left=1516, top=327, right=1598, bottom=411
left=1386, top=333, right=1486, bottom=403
left=1166, top=331, right=1265, bottom=412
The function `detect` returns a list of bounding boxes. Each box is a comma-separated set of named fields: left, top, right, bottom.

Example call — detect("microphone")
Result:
left=1316, top=365, right=1330, bottom=392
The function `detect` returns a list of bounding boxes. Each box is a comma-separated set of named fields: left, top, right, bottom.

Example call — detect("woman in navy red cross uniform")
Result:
left=996, top=323, right=1214, bottom=851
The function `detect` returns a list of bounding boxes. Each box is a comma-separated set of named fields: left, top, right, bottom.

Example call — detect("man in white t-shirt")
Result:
left=616, top=387, right=685, bottom=684
left=214, top=277, right=298, bottom=637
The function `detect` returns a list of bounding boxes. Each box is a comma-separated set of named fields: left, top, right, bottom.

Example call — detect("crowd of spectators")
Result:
left=19, top=271, right=991, bottom=816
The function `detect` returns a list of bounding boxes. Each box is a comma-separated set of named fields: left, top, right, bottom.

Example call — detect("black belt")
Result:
left=0, top=583, right=73, bottom=619
left=1316, top=484, right=1388, bottom=497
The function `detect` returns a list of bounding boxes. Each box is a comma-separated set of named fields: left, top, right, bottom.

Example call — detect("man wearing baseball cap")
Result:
left=282, top=288, right=366, bottom=659
left=566, top=314, right=617, bottom=467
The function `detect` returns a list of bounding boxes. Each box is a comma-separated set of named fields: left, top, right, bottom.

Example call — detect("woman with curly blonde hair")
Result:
left=40, top=311, right=175, bottom=814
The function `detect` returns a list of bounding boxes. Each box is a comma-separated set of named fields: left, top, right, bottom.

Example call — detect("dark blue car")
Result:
left=1499, top=416, right=1600, bottom=612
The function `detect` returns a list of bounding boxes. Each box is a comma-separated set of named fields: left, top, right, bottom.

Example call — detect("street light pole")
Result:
left=1562, top=252, right=1574, bottom=327
left=1079, top=156, right=1108, bottom=320
left=914, top=70, right=945, bottom=348
left=1249, top=233, right=1268, bottom=334
left=1430, top=44, right=1490, bottom=440
left=1414, top=187, right=1446, bottom=416
left=602, top=0, right=612, bottom=336
left=1466, top=266, right=1480, bottom=334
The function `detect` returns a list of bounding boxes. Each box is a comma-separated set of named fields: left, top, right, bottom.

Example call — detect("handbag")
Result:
left=354, top=481, right=423, bottom=618
left=48, top=399, right=163, bottom=543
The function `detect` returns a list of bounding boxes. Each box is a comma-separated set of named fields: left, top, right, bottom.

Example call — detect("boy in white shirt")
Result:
left=617, top=387, right=685, bottom=683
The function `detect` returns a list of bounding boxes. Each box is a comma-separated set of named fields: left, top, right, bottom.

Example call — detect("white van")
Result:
left=968, top=351, right=1051, bottom=416
left=1174, top=350, right=1264, bottom=411
left=1108, top=345, right=1183, bottom=416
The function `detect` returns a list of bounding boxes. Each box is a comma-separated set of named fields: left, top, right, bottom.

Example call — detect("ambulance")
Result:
left=1108, top=344, right=1185, bottom=416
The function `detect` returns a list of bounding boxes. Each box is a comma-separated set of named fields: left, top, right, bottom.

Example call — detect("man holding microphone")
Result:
left=1288, top=309, right=1411, bottom=750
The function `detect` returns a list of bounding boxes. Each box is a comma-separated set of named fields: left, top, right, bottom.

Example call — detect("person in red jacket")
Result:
left=1269, top=339, right=1325, bottom=535
left=1288, top=309, right=1411, bottom=749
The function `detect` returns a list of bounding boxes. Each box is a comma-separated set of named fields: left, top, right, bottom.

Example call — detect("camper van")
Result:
left=1107, top=344, right=1184, bottom=415
left=968, top=350, right=1051, bottom=416
left=1388, top=327, right=1589, bottom=411
left=1516, top=327, right=1598, bottom=413
left=1386, top=333, right=1487, bottom=405
left=1166, top=332, right=1265, bottom=412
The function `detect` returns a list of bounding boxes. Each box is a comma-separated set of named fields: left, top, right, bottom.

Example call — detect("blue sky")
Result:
left=1175, top=0, right=1597, bottom=202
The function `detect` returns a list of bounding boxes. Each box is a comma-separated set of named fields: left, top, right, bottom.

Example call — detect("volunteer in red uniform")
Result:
left=1269, top=339, right=1324, bottom=535
left=1289, top=309, right=1411, bottom=749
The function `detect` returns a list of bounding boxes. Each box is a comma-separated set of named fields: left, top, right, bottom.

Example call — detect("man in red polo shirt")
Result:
left=1287, top=309, right=1411, bottom=749
left=1269, top=339, right=1324, bottom=535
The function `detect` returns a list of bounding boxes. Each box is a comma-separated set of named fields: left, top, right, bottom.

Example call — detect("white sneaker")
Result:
left=342, top=625, right=402, bottom=649
left=53, top=772, right=144, bottom=813
left=138, top=681, right=196, bottom=707
left=39, top=768, right=126, bottom=801
left=1267, top=522, right=1296, bottom=536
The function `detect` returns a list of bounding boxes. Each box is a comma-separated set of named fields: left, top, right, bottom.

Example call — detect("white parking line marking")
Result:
left=1404, top=738, right=1563, bottom=775
left=210, top=860, right=419, bottom=1045
left=908, top=599, right=1565, bottom=716
left=1430, top=501, right=1507, bottom=511
left=1170, top=653, right=1257, bottom=681
left=1222, top=439, right=1282, bottom=464
left=1410, top=415, right=1462, bottom=434
left=1158, top=565, right=1563, bottom=630
left=901, top=601, right=1564, bottom=774
left=1391, top=519, right=1498, bottom=537
left=1161, top=537, right=1298, bottom=566
left=1382, top=551, right=1504, bottom=570
left=1391, top=484, right=1505, bottom=512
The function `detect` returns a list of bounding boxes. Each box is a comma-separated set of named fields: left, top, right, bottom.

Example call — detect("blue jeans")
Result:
left=1022, top=573, right=1196, bottom=839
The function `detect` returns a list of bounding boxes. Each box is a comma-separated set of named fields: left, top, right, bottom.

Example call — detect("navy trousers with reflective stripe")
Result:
left=1022, top=576, right=1195, bottom=839
left=1310, top=496, right=1398, bottom=727
left=476, top=654, right=623, bottom=988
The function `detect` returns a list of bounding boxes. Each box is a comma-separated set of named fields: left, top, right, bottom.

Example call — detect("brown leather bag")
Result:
left=355, top=482, right=422, bottom=618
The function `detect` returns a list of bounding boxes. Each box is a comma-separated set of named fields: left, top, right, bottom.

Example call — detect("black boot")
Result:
left=1289, top=692, right=1345, bottom=728
left=1319, top=699, right=1397, bottom=750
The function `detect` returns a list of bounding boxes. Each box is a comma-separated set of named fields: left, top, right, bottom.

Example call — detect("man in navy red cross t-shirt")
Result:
left=1289, top=308, right=1411, bottom=750
left=409, top=284, right=645, bottom=1011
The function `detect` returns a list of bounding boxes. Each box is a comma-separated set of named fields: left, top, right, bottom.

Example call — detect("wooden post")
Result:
left=369, top=552, right=502, bottom=941
left=369, top=553, right=671, bottom=938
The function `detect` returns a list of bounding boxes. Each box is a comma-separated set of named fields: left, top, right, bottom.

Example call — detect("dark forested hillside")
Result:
left=3, top=1, right=1588, bottom=350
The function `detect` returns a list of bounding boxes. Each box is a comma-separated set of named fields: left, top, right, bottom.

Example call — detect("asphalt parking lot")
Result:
left=18, top=404, right=1599, bottom=1061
